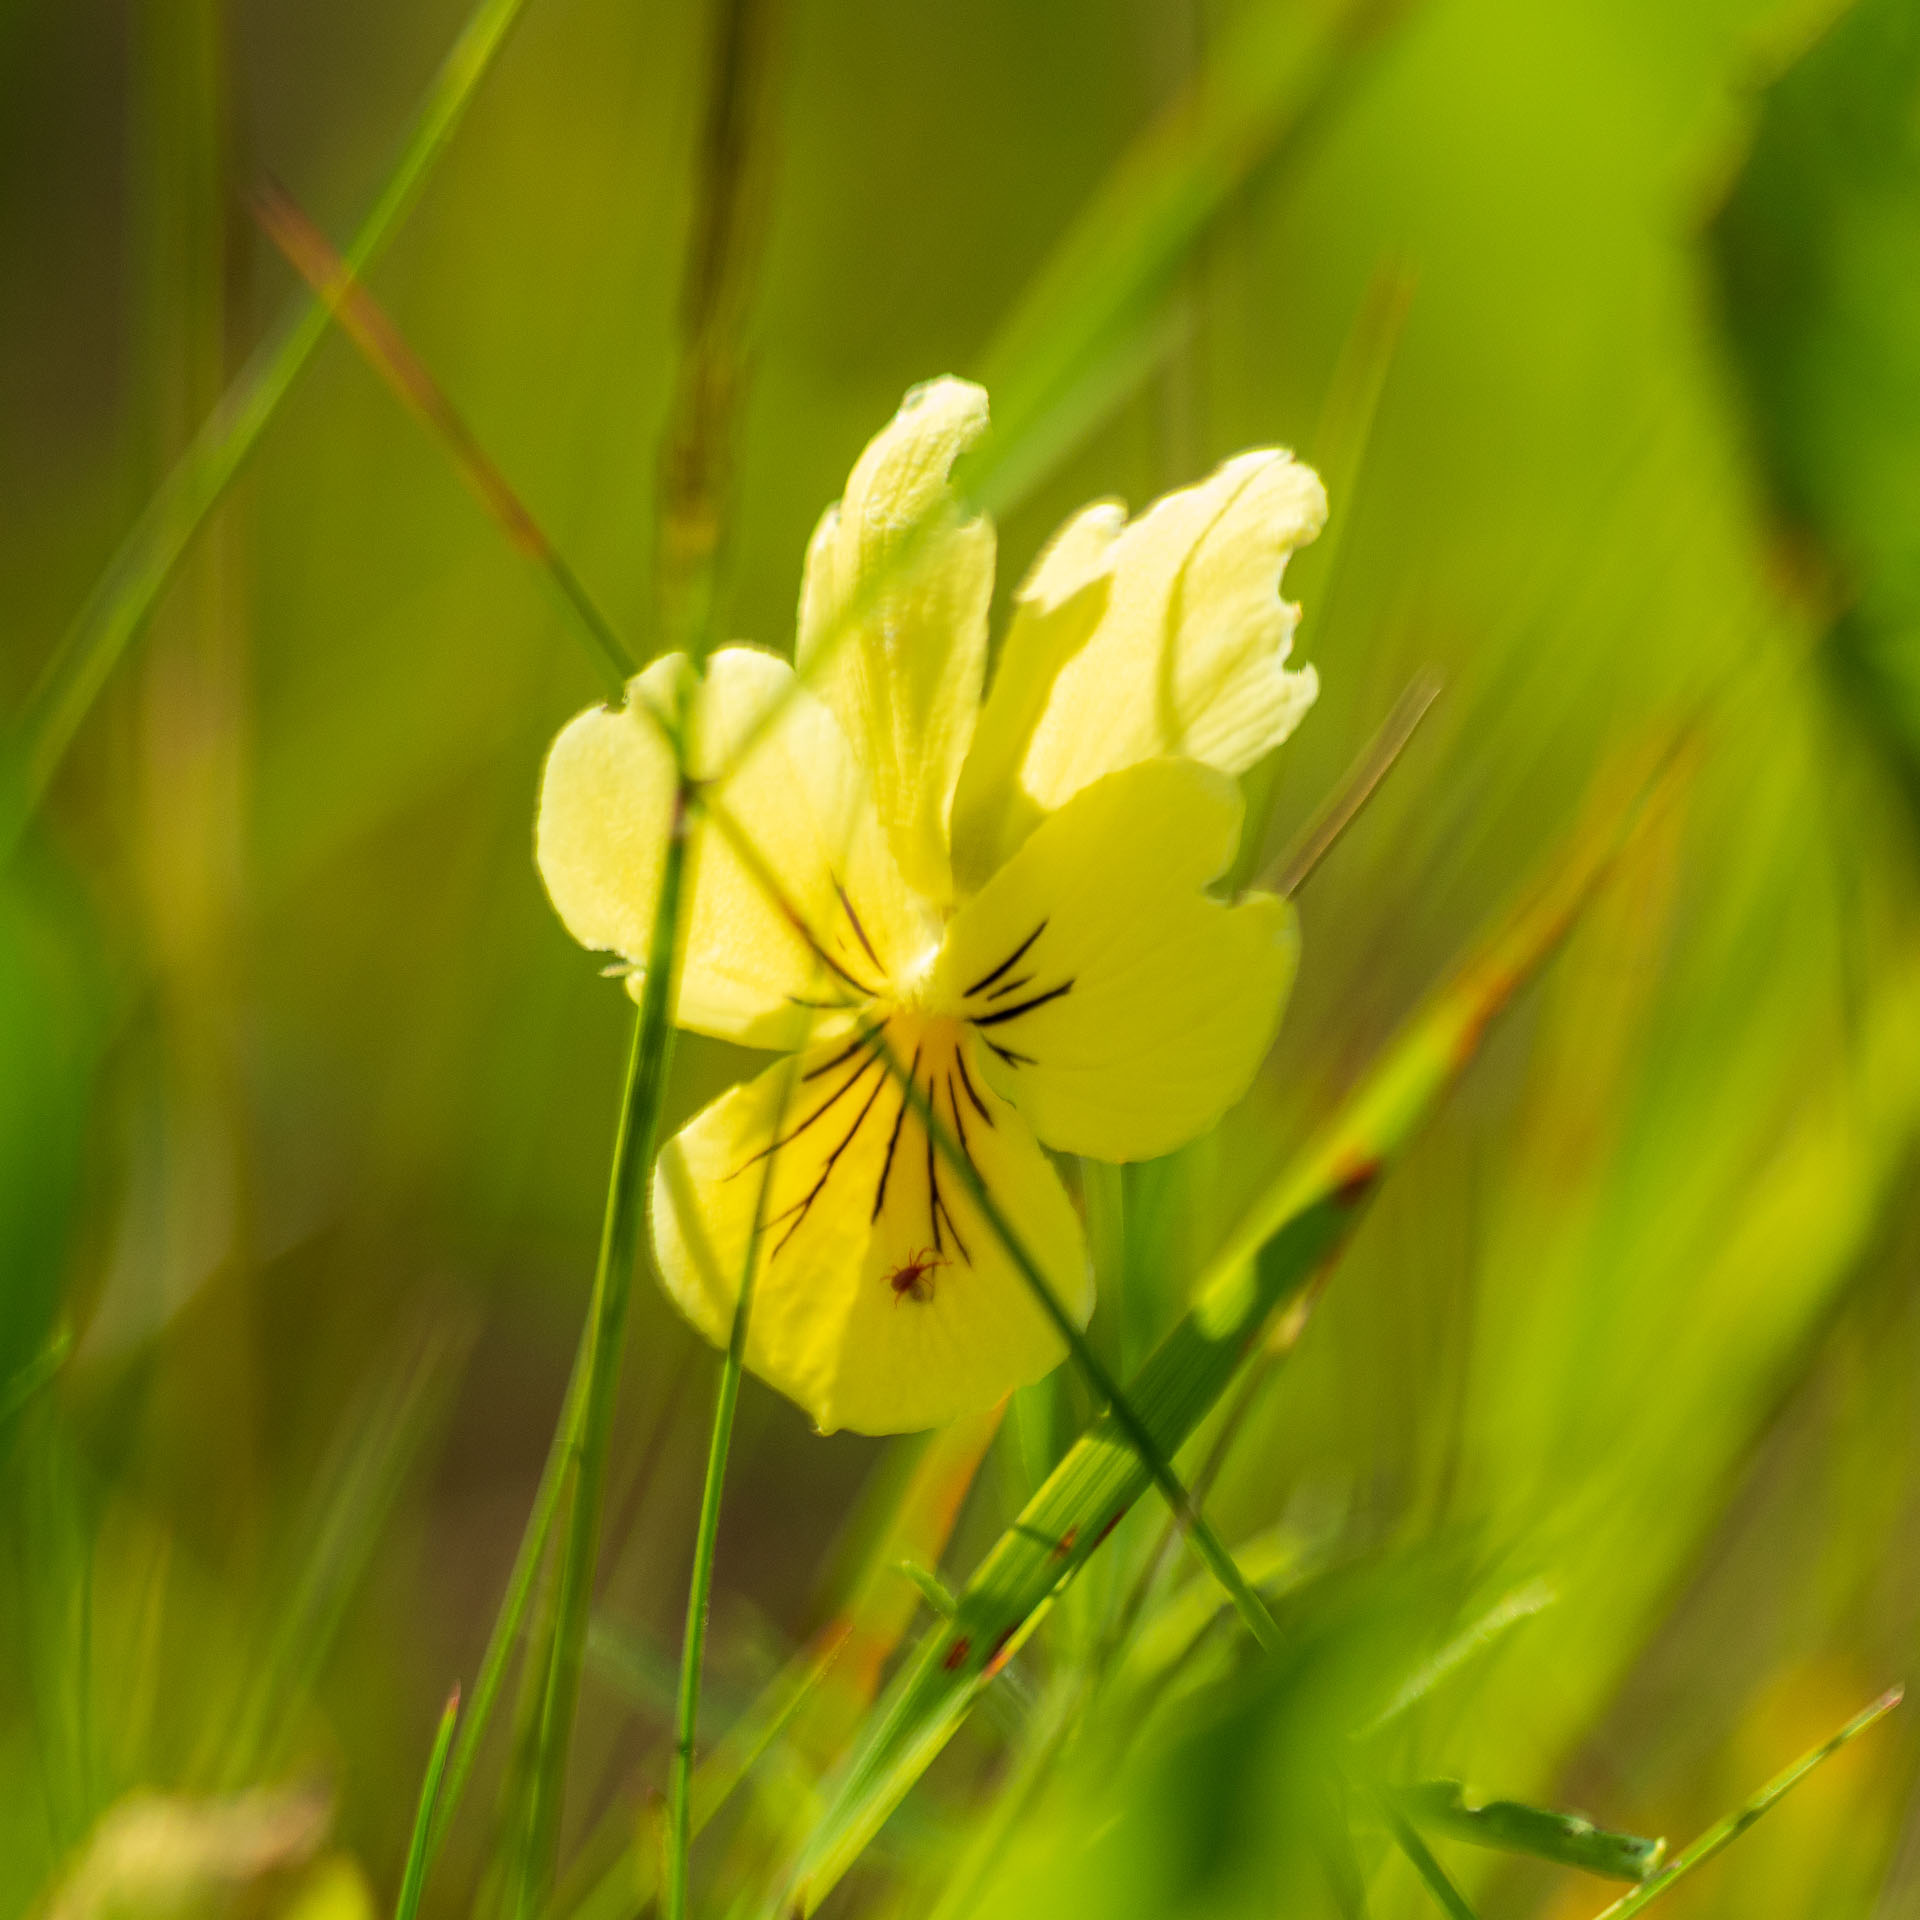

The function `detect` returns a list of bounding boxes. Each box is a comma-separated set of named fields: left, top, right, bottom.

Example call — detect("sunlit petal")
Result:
left=796, top=378, right=995, bottom=908
left=536, top=647, right=927, bottom=1049
left=1017, top=450, right=1325, bottom=812
left=948, top=500, right=1124, bottom=894
left=932, top=757, right=1297, bottom=1161
left=652, top=1015, right=1089, bottom=1435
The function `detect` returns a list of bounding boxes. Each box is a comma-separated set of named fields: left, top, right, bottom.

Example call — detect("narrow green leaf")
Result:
left=766, top=746, right=1680, bottom=1916
left=395, top=1686, right=462, bottom=1920
left=1395, top=1781, right=1663, bottom=1883
left=1590, top=1687, right=1903, bottom=1918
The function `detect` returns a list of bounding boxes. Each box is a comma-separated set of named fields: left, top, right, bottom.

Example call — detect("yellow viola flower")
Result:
left=536, top=378, right=1324, bottom=1435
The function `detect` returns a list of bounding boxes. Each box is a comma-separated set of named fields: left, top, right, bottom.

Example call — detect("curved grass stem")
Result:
left=394, top=1686, right=462, bottom=1920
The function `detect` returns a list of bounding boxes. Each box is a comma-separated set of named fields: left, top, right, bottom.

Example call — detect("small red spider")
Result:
left=887, top=1247, right=948, bottom=1305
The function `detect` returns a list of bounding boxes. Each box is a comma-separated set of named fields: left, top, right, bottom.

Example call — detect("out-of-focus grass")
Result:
left=6, top=0, right=1920, bottom=1916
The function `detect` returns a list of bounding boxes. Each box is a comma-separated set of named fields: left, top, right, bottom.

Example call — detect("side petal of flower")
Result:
left=652, top=1021, right=1088, bottom=1435
left=947, top=500, right=1123, bottom=895
left=535, top=647, right=922, bottom=1049
left=796, top=378, right=995, bottom=909
left=1018, top=450, right=1325, bottom=812
left=932, top=758, right=1297, bottom=1162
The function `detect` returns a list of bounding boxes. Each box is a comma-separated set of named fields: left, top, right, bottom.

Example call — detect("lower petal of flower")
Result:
left=651, top=1013, right=1089, bottom=1435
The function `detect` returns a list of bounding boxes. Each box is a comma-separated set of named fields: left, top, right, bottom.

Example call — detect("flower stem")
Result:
left=394, top=1685, right=461, bottom=1920
left=664, top=1048, right=804, bottom=1920
left=1376, top=1786, right=1481, bottom=1920
left=516, top=786, right=691, bottom=1914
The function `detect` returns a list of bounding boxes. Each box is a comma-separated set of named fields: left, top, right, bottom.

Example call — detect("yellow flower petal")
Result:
left=796, top=378, right=994, bottom=908
left=1018, top=450, right=1325, bottom=813
left=652, top=1013, right=1089, bottom=1435
left=535, top=647, right=928, bottom=1049
left=947, top=500, right=1123, bottom=895
left=931, top=758, right=1297, bottom=1162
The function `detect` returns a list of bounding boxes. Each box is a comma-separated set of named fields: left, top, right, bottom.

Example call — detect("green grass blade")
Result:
left=653, top=0, right=786, bottom=662
left=764, top=745, right=1679, bottom=1917
left=7, top=0, right=537, bottom=841
left=1395, top=1781, right=1663, bottom=1883
left=516, top=788, right=693, bottom=1912
left=1378, top=1789, right=1482, bottom=1920
left=1590, top=1687, right=1903, bottom=1918
left=395, top=1686, right=463, bottom=1920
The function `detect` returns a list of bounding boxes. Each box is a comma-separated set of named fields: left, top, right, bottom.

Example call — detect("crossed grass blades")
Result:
left=14, top=0, right=1904, bottom=1915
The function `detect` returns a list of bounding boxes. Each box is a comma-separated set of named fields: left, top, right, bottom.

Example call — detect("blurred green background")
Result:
left=7, top=0, right=1920, bottom=1912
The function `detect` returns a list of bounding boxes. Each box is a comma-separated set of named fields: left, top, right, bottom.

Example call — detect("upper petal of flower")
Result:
left=653, top=1015, right=1089, bottom=1434
left=1015, top=450, right=1325, bottom=817
left=947, top=500, right=1123, bottom=895
left=535, top=646, right=925, bottom=1049
left=796, top=378, right=995, bottom=910
left=930, top=757, right=1297, bottom=1162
